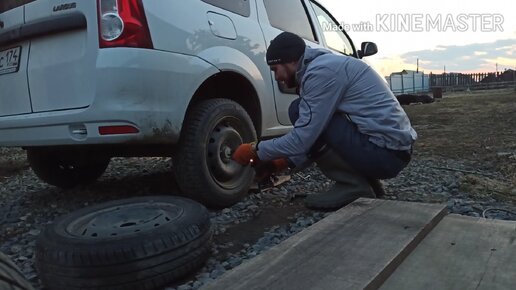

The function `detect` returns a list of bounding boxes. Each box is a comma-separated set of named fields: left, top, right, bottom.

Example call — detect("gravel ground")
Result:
left=1, top=145, right=516, bottom=290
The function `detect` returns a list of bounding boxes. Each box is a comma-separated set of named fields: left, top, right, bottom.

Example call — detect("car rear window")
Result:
left=0, top=0, right=36, bottom=13
left=202, top=0, right=250, bottom=17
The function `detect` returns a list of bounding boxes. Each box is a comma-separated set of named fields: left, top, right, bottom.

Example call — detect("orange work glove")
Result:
left=254, top=158, right=290, bottom=182
left=270, top=158, right=289, bottom=172
left=232, top=143, right=258, bottom=165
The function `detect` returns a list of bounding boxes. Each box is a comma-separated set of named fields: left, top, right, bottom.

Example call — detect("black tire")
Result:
left=174, top=98, right=257, bottom=208
left=35, top=196, right=212, bottom=290
left=0, top=252, right=34, bottom=290
left=27, top=148, right=110, bottom=188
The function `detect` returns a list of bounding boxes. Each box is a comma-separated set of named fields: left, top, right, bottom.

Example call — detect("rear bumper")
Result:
left=0, top=48, right=218, bottom=147
left=0, top=109, right=175, bottom=146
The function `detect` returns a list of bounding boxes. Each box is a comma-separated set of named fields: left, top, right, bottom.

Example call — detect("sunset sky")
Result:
left=319, top=0, right=516, bottom=76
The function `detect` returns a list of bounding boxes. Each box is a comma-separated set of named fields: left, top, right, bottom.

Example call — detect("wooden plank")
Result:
left=380, top=214, right=516, bottom=290
left=201, top=199, right=447, bottom=290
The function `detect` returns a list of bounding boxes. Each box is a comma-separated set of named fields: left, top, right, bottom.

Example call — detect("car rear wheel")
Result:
left=27, top=148, right=110, bottom=188
left=174, top=98, right=257, bottom=208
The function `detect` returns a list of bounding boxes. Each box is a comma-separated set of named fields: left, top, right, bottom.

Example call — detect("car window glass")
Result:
left=202, top=0, right=250, bottom=17
left=310, top=1, right=353, bottom=55
left=263, top=0, right=316, bottom=42
left=0, top=0, right=35, bottom=13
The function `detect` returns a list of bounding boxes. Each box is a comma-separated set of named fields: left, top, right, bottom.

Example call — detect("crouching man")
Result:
left=233, top=32, right=417, bottom=210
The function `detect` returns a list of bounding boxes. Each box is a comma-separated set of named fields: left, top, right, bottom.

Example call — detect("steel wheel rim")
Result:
left=206, top=116, right=250, bottom=190
left=65, top=202, right=183, bottom=239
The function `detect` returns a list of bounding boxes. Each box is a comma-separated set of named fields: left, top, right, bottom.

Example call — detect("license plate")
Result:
left=0, top=46, right=21, bottom=75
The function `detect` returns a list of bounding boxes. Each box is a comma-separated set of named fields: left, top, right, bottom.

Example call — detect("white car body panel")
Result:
left=0, top=48, right=218, bottom=146
left=0, top=0, right=366, bottom=148
left=142, top=0, right=291, bottom=137
left=24, top=0, right=98, bottom=112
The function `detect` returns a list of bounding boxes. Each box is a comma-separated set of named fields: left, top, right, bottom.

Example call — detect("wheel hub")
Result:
left=222, top=146, right=232, bottom=161
left=207, top=122, right=244, bottom=185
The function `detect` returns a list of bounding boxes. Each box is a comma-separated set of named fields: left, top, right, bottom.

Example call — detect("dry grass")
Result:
left=405, top=88, right=516, bottom=186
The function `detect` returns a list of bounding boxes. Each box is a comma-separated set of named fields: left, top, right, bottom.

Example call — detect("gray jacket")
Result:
left=257, top=47, right=417, bottom=167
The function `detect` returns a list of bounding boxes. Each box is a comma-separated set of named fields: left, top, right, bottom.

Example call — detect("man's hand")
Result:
left=254, top=158, right=290, bottom=182
left=232, top=143, right=258, bottom=165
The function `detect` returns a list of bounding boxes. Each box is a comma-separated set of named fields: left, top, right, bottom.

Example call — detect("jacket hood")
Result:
left=296, top=47, right=332, bottom=84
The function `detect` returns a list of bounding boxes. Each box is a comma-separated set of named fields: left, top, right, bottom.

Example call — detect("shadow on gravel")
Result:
left=0, top=161, right=29, bottom=178
left=29, top=171, right=184, bottom=209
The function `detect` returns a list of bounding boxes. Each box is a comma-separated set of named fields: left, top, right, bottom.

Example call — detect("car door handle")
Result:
left=0, top=20, right=4, bottom=29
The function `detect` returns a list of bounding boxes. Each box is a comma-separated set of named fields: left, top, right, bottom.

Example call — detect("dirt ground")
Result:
left=406, top=88, right=516, bottom=201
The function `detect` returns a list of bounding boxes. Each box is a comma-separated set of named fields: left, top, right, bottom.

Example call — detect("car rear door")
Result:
left=256, top=0, right=326, bottom=126
left=25, top=0, right=98, bottom=113
left=0, top=0, right=99, bottom=116
left=0, top=6, right=32, bottom=117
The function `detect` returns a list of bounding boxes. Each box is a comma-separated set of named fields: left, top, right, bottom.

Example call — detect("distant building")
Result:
left=386, top=70, right=429, bottom=95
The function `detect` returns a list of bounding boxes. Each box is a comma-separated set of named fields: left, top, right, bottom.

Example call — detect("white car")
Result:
left=0, top=0, right=378, bottom=207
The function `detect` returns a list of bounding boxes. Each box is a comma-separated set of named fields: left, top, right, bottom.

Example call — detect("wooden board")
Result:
left=201, top=198, right=447, bottom=290
left=380, top=214, right=516, bottom=290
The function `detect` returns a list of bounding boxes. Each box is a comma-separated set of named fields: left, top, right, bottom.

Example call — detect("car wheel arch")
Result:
left=188, top=71, right=262, bottom=137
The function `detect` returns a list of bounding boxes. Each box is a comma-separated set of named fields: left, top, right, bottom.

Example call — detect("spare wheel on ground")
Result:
left=35, top=196, right=212, bottom=290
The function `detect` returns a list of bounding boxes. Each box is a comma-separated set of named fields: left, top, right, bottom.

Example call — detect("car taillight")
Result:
left=97, top=0, right=153, bottom=48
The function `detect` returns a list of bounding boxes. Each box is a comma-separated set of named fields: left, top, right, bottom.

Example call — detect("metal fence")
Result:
left=429, top=70, right=516, bottom=91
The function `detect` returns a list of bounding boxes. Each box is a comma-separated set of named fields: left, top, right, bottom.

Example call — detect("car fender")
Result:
left=196, top=46, right=274, bottom=119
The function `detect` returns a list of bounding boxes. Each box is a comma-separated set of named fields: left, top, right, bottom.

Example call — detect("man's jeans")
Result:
left=289, top=98, right=410, bottom=179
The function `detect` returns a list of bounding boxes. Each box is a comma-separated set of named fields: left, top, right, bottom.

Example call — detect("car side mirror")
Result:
left=358, top=42, right=378, bottom=58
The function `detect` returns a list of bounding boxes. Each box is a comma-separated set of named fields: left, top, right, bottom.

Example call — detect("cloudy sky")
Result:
left=319, top=0, right=516, bottom=76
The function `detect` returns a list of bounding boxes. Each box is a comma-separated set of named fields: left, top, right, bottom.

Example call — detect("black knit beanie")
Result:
left=266, top=32, right=306, bottom=65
